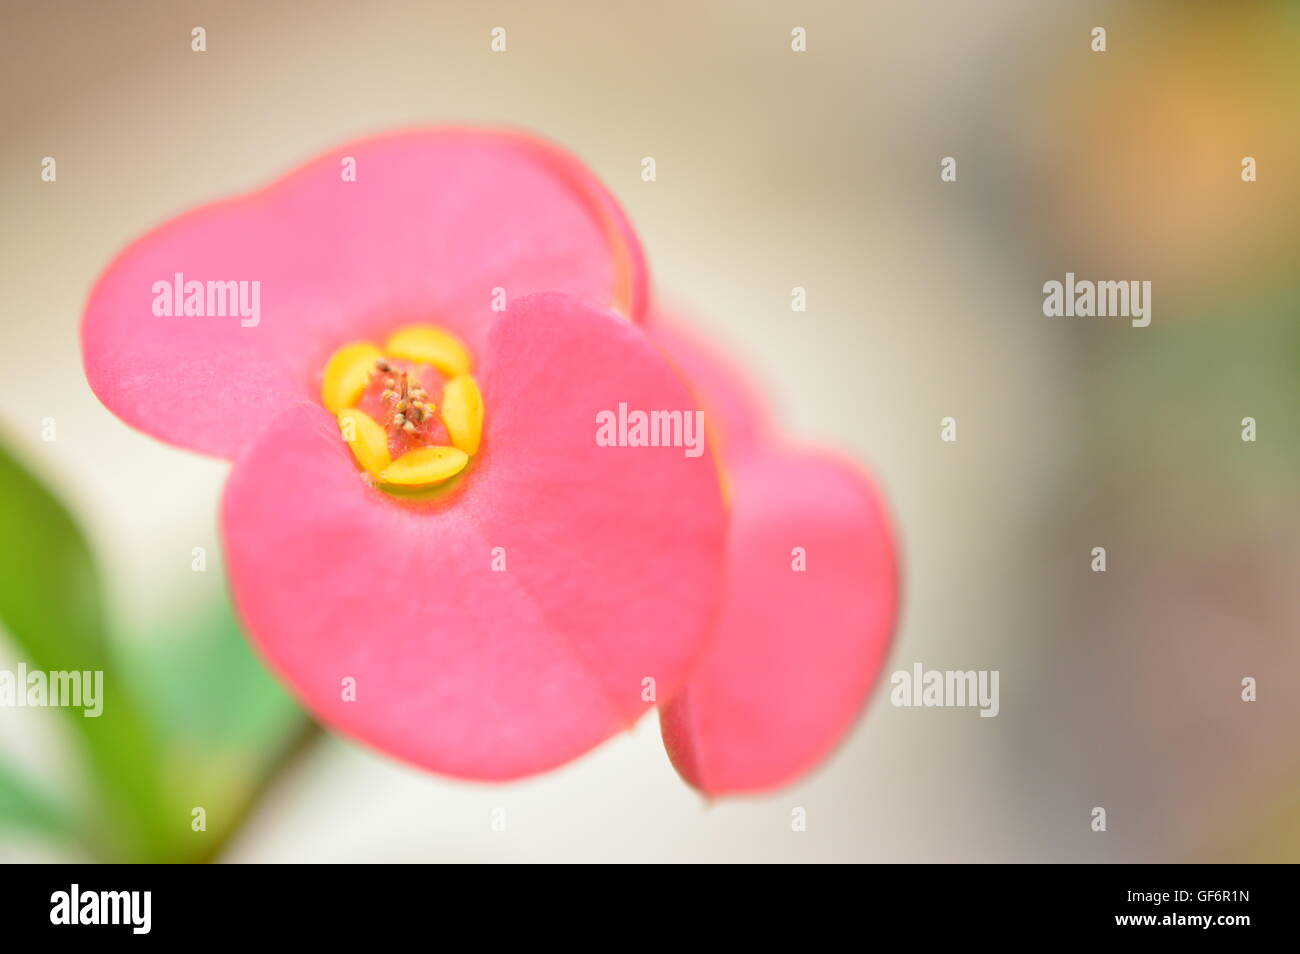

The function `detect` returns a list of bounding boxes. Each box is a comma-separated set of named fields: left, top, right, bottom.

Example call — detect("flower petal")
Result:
left=222, top=294, right=724, bottom=780
left=647, top=310, right=770, bottom=462
left=83, top=128, right=648, bottom=459
left=660, top=449, right=898, bottom=795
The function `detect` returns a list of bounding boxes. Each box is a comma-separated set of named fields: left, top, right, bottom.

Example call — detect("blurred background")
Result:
left=1, top=0, right=1297, bottom=862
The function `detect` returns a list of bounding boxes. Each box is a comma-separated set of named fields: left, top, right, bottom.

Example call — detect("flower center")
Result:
left=320, top=324, right=484, bottom=491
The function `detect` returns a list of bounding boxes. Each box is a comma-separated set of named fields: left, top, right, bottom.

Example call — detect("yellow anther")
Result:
left=380, top=445, right=469, bottom=486
left=321, top=341, right=383, bottom=412
left=440, top=375, right=484, bottom=455
left=337, top=408, right=391, bottom=477
left=384, top=325, right=473, bottom=377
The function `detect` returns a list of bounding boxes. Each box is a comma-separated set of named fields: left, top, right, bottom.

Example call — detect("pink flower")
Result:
left=82, top=129, right=727, bottom=780
left=82, top=126, right=899, bottom=794
left=648, top=313, right=899, bottom=795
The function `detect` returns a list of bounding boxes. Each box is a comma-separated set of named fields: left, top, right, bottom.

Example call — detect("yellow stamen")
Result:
left=337, top=408, right=391, bottom=477
left=440, top=375, right=484, bottom=455
left=380, top=445, right=469, bottom=486
left=384, top=325, right=473, bottom=377
left=321, top=341, right=383, bottom=412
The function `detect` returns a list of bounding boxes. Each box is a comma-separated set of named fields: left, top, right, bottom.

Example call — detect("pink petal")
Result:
left=222, top=294, right=724, bottom=780
left=647, top=311, right=769, bottom=462
left=83, top=128, right=647, bottom=459
left=660, top=449, right=898, bottom=795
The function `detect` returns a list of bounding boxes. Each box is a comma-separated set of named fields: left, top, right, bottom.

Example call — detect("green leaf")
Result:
left=0, top=755, right=77, bottom=841
left=136, top=600, right=302, bottom=751
left=0, top=439, right=174, bottom=860
left=128, top=596, right=308, bottom=855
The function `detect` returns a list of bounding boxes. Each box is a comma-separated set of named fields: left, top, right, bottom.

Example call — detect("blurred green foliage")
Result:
left=0, top=439, right=308, bottom=861
left=0, top=757, right=76, bottom=842
left=1082, top=279, right=1300, bottom=538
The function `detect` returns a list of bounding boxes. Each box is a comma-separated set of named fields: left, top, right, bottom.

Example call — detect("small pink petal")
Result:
left=647, top=310, right=770, bottom=462
left=222, top=294, right=724, bottom=780
left=660, top=449, right=898, bottom=795
left=83, top=128, right=647, bottom=459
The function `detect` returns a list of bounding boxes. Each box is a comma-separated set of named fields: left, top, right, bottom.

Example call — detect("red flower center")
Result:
left=320, top=324, right=483, bottom=490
